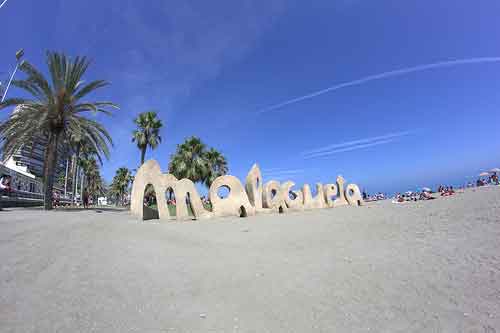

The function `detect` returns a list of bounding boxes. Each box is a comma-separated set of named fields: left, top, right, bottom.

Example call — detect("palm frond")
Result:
left=18, top=60, right=53, bottom=102
left=73, top=80, right=108, bottom=101
left=0, top=98, right=29, bottom=110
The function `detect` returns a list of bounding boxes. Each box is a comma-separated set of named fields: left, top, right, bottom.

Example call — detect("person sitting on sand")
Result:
left=491, top=173, right=499, bottom=185
left=440, top=186, right=455, bottom=196
left=391, top=193, right=404, bottom=203
left=440, top=187, right=448, bottom=196
left=420, top=191, right=435, bottom=200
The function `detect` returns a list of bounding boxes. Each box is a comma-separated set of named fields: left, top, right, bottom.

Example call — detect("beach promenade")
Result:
left=1, top=187, right=499, bottom=332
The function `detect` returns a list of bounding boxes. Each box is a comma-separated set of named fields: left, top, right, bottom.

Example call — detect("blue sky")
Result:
left=1, top=0, right=500, bottom=194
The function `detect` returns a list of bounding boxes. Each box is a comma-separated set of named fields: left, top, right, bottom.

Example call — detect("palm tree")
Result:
left=80, top=157, right=104, bottom=204
left=87, top=175, right=105, bottom=205
left=204, top=148, right=228, bottom=187
left=0, top=52, right=117, bottom=209
left=72, top=139, right=105, bottom=202
left=79, top=156, right=94, bottom=190
left=110, top=167, right=132, bottom=206
left=69, top=130, right=86, bottom=203
left=168, top=136, right=228, bottom=187
left=168, top=136, right=210, bottom=183
left=132, top=111, right=162, bottom=165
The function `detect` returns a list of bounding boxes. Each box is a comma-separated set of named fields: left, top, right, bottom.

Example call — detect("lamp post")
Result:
left=1, top=49, right=24, bottom=102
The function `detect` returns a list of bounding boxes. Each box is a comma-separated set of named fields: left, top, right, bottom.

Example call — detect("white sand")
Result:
left=1, top=186, right=499, bottom=332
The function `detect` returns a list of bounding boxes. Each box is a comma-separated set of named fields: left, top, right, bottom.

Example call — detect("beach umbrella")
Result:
left=489, top=168, right=500, bottom=173
left=479, top=172, right=489, bottom=177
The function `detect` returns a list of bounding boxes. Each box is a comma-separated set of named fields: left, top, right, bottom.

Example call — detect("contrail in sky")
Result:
left=301, top=130, right=416, bottom=159
left=0, top=0, right=8, bottom=9
left=301, top=130, right=413, bottom=157
left=257, top=57, right=500, bottom=114
left=303, top=139, right=395, bottom=159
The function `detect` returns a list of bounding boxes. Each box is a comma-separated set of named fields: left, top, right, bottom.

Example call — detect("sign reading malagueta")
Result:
left=131, top=160, right=363, bottom=221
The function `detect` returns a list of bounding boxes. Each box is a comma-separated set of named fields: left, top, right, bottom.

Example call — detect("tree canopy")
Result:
left=132, top=111, right=162, bottom=165
left=168, top=136, right=228, bottom=187
left=0, top=51, right=117, bottom=209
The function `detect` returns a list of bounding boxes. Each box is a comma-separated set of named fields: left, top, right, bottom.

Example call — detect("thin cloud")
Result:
left=301, top=131, right=413, bottom=157
left=303, top=139, right=396, bottom=159
left=257, top=57, right=500, bottom=114
left=55, top=0, right=287, bottom=120
left=301, top=129, right=416, bottom=159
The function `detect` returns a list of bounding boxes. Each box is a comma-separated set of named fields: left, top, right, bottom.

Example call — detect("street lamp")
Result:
left=1, top=48, right=25, bottom=103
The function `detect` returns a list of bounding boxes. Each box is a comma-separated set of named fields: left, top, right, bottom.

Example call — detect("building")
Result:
left=2, top=136, right=70, bottom=179
left=2, top=106, right=71, bottom=179
left=0, top=161, right=42, bottom=194
left=5, top=139, right=46, bottom=178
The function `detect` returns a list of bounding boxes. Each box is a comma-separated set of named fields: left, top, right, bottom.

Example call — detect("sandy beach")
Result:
left=1, top=186, right=499, bottom=332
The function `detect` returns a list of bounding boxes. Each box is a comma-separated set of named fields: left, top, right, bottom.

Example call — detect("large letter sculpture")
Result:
left=263, top=180, right=287, bottom=213
left=171, top=178, right=212, bottom=220
left=209, top=175, right=256, bottom=218
left=281, top=181, right=304, bottom=212
left=323, top=183, right=338, bottom=208
left=302, top=183, right=325, bottom=210
left=130, top=161, right=363, bottom=221
left=130, top=160, right=170, bottom=220
left=245, top=164, right=268, bottom=213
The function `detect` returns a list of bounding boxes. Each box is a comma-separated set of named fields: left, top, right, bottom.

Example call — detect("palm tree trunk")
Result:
left=75, top=165, right=79, bottom=200
left=43, top=132, right=60, bottom=210
left=64, top=158, right=69, bottom=197
left=81, top=169, right=85, bottom=197
left=71, top=145, right=80, bottom=205
left=42, top=136, right=50, bottom=183
left=140, top=146, right=146, bottom=165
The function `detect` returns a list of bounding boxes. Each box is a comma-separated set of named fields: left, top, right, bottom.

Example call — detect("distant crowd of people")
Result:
left=359, top=170, right=500, bottom=205
left=475, top=172, right=499, bottom=187
left=391, top=185, right=467, bottom=203
left=390, top=173, right=500, bottom=204
left=393, top=189, right=436, bottom=203
left=437, top=185, right=456, bottom=197
left=362, top=191, right=386, bottom=202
